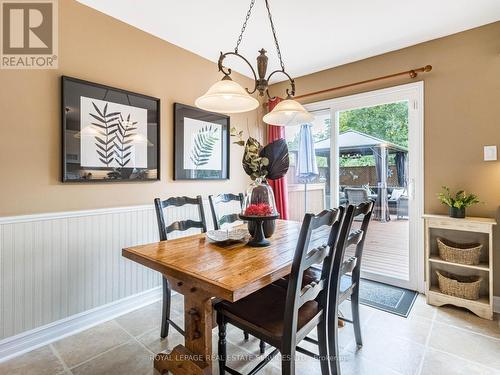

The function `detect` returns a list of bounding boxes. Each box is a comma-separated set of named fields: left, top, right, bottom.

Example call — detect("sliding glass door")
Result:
left=305, top=82, right=424, bottom=292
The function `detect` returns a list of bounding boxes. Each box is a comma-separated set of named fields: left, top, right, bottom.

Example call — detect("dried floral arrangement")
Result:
left=230, top=126, right=289, bottom=181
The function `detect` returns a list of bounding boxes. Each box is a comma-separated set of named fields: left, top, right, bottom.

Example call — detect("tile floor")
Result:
left=1, top=293, right=499, bottom=375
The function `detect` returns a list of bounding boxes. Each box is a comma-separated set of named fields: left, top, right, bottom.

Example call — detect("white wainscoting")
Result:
left=0, top=199, right=229, bottom=361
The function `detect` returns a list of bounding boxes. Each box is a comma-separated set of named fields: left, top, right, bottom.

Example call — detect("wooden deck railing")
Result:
left=287, top=183, right=326, bottom=221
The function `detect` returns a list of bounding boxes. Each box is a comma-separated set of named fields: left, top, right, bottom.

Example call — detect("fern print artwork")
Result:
left=114, top=113, right=138, bottom=167
left=79, top=97, right=147, bottom=169
left=183, top=117, right=222, bottom=171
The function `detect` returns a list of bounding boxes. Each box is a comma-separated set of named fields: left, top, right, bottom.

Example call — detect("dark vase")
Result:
left=449, top=207, right=465, bottom=218
left=248, top=220, right=276, bottom=238
left=244, top=178, right=277, bottom=238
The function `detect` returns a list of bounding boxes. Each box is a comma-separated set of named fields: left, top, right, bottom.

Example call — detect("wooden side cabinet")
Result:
left=423, top=214, right=496, bottom=320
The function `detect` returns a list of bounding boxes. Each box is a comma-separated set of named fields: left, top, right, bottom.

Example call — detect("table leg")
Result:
left=154, top=283, right=213, bottom=375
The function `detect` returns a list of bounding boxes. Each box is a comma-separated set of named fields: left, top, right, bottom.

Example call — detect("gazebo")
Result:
left=291, top=130, right=408, bottom=221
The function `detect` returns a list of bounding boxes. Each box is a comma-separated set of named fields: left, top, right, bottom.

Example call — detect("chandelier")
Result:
left=195, top=0, right=313, bottom=126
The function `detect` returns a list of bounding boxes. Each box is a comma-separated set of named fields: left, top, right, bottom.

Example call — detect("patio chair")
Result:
left=344, top=187, right=369, bottom=206
left=388, top=187, right=406, bottom=215
left=397, top=196, right=409, bottom=219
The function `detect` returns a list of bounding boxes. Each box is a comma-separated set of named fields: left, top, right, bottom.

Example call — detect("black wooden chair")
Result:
left=209, top=192, right=267, bottom=353
left=208, top=193, right=244, bottom=230
left=215, top=208, right=346, bottom=375
left=327, top=200, right=374, bottom=374
left=272, top=201, right=374, bottom=374
left=154, top=195, right=207, bottom=339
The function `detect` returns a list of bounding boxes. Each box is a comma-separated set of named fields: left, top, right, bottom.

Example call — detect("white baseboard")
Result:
left=0, top=286, right=162, bottom=363
left=494, top=296, right=500, bottom=313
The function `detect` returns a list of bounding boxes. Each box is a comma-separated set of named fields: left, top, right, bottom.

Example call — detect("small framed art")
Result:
left=61, top=76, right=160, bottom=182
left=174, top=103, right=230, bottom=180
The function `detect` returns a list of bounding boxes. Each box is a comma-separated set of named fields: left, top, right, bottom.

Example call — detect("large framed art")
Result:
left=61, top=76, right=160, bottom=182
left=174, top=103, right=230, bottom=180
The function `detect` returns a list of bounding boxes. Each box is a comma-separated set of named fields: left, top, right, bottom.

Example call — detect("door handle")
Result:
left=408, top=178, right=415, bottom=200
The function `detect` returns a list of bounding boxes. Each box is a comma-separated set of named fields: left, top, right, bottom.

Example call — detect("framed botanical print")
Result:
left=174, top=103, right=230, bottom=180
left=61, top=76, right=160, bottom=182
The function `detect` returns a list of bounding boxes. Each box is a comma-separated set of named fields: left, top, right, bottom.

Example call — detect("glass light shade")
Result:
left=262, top=98, right=314, bottom=126
left=195, top=78, right=259, bottom=113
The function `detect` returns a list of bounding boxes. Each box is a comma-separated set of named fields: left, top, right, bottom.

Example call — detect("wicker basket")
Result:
left=436, top=270, right=482, bottom=300
left=436, top=238, right=482, bottom=265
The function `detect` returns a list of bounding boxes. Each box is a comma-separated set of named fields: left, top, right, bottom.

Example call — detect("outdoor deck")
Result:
left=347, top=216, right=409, bottom=281
left=287, top=189, right=410, bottom=283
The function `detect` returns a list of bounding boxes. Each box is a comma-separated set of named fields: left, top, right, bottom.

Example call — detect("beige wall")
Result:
left=0, top=0, right=262, bottom=217
left=1, top=1, right=499, bottom=292
left=271, top=22, right=500, bottom=293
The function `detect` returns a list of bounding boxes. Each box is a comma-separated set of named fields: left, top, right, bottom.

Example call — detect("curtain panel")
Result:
left=267, top=97, right=289, bottom=220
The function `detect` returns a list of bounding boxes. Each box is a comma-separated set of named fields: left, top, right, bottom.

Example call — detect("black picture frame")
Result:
left=61, top=76, right=160, bottom=183
left=174, top=103, right=230, bottom=180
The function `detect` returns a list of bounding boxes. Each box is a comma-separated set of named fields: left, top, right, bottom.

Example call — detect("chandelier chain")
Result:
left=264, top=0, right=285, bottom=72
left=234, top=0, right=286, bottom=72
left=235, top=0, right=256, bottom=53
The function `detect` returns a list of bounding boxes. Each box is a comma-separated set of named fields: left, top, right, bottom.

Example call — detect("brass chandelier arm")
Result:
left=265, top=69, right=295, bottom=99
left=209, top=0, right=300, bottom=103
left=218, top=51, right=259, bottom=95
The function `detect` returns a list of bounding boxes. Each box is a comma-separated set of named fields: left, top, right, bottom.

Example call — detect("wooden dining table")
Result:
left=122, top=219, right=304, bottom=374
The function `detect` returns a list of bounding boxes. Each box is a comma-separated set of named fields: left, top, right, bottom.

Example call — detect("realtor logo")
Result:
left=1, top=0, right=58, bottom=69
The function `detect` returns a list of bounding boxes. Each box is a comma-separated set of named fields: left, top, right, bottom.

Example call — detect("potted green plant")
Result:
left=437, top=186, right=480, bottom=218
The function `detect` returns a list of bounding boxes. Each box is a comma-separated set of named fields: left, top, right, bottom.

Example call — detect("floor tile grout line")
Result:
left=49, top=343, right=73, bottom=375
left=223, top=328, right=285, bottom=371
left=355, top=356, right=403, bottom=375
left=3, top=298, right=497, bottom=374
left=425, top=308, right=500, bottom=373
left=61, top=319, right=137, bottom=371
left=428, top=346, right=500, bottom=373
left=418, top=309, right=496, bottom=375
left=134, top=325, right=161, bottom=341
left=119, top=301, right=280, bottom=370
left=125, top=319, right=278, bottom=371
left=113, top=319, right=156, bottom=356
left=57, top=307, right=170, bottom=373
left=349, top=306, right=425, bottom=375
left=66, top=335, right=132, bottom=371
left=340, top=304, right=379, bottom=354
left=415, top=307, right=437, bottom=375
left=432, top=318, right=500, bottom=342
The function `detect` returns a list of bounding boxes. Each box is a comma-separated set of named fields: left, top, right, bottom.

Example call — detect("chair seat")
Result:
left=216, top=284, right=319, bottom=339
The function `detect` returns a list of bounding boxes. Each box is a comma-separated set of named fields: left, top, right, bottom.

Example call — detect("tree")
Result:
left=285, top=101, right=408, bottom=168
left=339, top=101, right=408, bottom=147
left=307, top=101, right=409, bottom=147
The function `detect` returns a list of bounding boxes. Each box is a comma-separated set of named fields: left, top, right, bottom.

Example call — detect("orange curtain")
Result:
left=267, top=97, right=289, bottom=220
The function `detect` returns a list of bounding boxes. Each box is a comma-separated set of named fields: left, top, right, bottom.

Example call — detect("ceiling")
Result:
left=77, top=0, right=500, bottom=82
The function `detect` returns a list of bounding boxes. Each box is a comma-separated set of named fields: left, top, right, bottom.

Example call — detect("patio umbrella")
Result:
left=296, top=123, right=319, bottom=213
